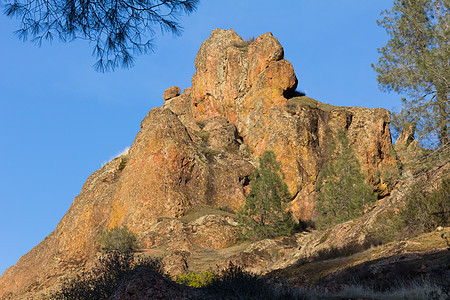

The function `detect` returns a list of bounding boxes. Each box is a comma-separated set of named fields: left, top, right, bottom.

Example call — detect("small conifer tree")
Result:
left=315, top=130, right=377, bottom=230
left=238, top=151, right=295, bottom=240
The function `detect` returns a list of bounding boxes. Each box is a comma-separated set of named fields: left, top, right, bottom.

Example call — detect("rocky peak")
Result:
left=167, top=28, right=397, bottom=219
left=189, top=29, right=296, bottom=124
left=0, top=29, right=401, bottom=299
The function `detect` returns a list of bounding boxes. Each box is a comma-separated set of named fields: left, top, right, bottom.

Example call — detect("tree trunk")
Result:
left=437, top=86, right=449, bottom=147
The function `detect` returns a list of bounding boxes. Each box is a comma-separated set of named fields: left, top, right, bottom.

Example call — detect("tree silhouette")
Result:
left=3, top=0, right=199, bottom=71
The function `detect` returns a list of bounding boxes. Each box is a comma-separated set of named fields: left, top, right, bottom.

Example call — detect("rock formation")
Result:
left=164, top=29, right=397, bottom=218
left=0, top=29, right=400, bottom=298
left=163, top=86, right=181, bottom=101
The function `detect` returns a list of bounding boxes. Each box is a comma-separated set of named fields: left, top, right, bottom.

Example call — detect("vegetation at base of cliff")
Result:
left=367, top=177, right=450, bottom=245
left=51, top=252, right=161, bottom=300
left=98, top=225, right=138, bottom=253
left=399, top=177, right=450, bottom=237
left=315, top=130, right=377, bottom=230
left=176, top=271, right=216, bottom=288
left=237, top=151, right=296, bottom=241
left=50, top=256, right=448, bottom=300
left=176, top=262, right=447, bottom=299
left=202, top=262, right=280, bottom=299
left=398, top=142, right=449, bottom=176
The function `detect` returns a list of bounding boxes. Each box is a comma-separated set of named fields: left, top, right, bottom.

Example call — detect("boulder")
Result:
left=162, top=250, right=191, bottom=276
left=163, top=86, right=181, bottom=100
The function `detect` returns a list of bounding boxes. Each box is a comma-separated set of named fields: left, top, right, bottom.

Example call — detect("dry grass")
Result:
left=273, top=228, right=450, bottom=285
left=286, top=96, right=337, bottom=113
left=179, top=206, right=235, bottom=223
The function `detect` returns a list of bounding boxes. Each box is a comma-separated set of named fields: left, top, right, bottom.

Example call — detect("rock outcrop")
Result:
left=163, top=86, right=182, bottom=101
left=0, top=29, right=401, bottom=298
left=164, top=29, right=398, bottom=219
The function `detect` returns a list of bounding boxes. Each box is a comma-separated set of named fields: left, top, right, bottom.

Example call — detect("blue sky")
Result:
left=0, top=0, right=404, bottom=275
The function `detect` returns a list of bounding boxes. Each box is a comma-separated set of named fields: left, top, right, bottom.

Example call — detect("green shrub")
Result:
left=237, top=151, right=296, bottom=240
left=98, top=225, right=138, bottom=253
left=176, top=271, right=216, bottom=288
left=364, top=177, right=449, bottom=244
left=399, top=177, right=449, bottom=237
left=363, top=209, right=403, bottom=245
left=315, top=130, right=377, bottom=230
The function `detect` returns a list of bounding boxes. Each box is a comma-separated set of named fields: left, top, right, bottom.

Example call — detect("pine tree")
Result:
left=4, top=0, right=199, bottom=71
left=237, top=151, right=295, bottom=240
left=373, top=0, right=449, bottom=148
left=315, top=130, right=377, bottom=230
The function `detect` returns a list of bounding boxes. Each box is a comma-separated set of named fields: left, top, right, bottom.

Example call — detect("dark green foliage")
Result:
left=176, top=271, right=216, bottom=288
left=373, top=0, right=449, bottom=147
left=98, top=225, right=138, bottom=253
left=237, top=151, right=295, bottom=240
left=4, top=0, right=199, bottom=71
left=52, top=251, right=161, bottom=299
left=363, top=209, right=403, bottom=245
left=399, top=177, right=450, bottom=236
left=315, top=130, right=377, bottom=230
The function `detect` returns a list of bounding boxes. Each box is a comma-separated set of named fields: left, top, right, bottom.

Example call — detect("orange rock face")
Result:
left=190, top=29, right=296, bottom=123
left=185, top=29, right=397, bottom=220
left=0, top=29, right=400, bottom=298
